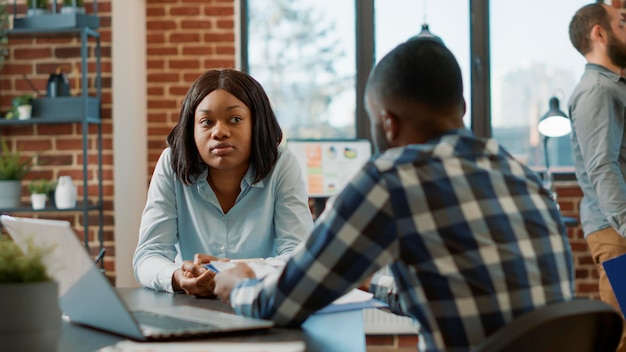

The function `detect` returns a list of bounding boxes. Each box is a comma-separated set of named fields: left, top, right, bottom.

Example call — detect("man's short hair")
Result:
left=569, top=3, right=611, bottom=55
left=366, top=38, right=464, bottom=111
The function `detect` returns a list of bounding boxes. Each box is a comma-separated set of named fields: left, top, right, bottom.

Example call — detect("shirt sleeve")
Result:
left=369, top=266, right=405, bottom=315
left=133, top=148, right=181, bottom=292
left=571, top=84, right=626, bottom=235
left=270, top=148, right=314, bottom=262
left=229, top=162, right=399, bottom=326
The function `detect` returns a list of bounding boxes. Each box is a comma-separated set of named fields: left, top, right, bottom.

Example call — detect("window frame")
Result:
left=239, top=0, right=604, bottom=142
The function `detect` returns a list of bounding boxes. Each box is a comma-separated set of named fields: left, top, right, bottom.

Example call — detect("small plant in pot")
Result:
left=0, top=139, right=33, bottom=208
left=6, top=93, right=34, bottom=120
left=26, top=0, right=50, bottom=16
left=0, top=235, right=61, bottom=351
left=61, top=0, right=85, bottom=14
left=28, top=179, right=53, bottom=210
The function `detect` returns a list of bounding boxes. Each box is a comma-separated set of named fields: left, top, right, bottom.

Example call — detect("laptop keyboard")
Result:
left=133, top=310, right=218, bottom=336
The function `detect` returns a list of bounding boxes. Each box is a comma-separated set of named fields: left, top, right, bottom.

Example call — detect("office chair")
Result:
left=472, top=298, right=623, bottom=352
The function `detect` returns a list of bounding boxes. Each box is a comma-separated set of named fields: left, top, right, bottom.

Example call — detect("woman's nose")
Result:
left=211, top=121, right=230, bottom=139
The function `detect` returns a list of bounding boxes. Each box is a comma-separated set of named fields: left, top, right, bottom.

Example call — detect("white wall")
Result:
left=111, top=0, right=147, bottom=287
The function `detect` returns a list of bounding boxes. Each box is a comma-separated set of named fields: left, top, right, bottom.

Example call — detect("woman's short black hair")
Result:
left=166, top=69, right=283, bottom=185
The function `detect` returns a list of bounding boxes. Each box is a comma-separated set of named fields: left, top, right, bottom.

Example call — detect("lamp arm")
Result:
left=543, top=136, right=551, bottom=189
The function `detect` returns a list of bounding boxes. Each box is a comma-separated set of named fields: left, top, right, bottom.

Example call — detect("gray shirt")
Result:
left=569, top=63, right=626, bottom=237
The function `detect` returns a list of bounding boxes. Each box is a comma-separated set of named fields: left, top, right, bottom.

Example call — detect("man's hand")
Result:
left=193, top=254, right=227, bottom=265
left=213, top=263, right=256, bottom=304
left=171, top=260, right=217, bottom=297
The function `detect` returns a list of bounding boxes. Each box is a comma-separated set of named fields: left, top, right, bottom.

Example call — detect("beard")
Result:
left=607, top=31, right=626, bottom=69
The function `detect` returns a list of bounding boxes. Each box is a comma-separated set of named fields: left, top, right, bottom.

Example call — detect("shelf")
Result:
left=0, top=203, right=102, bottom=213
left=12, top=14, right=99, bottom=32
left=0, top=97, right=101, bottom=124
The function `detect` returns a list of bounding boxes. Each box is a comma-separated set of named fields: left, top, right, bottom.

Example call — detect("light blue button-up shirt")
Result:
left=133, top=147, right=313, bottom=292
left=569, top=64, right=626, bottom=237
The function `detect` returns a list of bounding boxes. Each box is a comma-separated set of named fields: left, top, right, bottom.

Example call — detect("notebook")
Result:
left=602, top=253, right=626, bottom=315
left=0, top=215, right=274, bottom=341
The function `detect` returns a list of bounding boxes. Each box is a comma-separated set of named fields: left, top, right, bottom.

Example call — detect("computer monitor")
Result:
left=286, top=139, right=372, bottom=198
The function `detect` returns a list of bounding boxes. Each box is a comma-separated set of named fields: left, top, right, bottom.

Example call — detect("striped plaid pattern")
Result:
left=230, top=128, right=574, bottom=352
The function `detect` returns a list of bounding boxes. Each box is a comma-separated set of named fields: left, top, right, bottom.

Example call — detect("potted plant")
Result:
left=61, top=0, right=85, bottom=14
left=26, top=0, right=49, bottom=16
left=7, top=93, right=35, bottom=120
left=0, top=139, right=33, bottom=208
left=28, top=179, right=52, bottom=210
left=0, top=235, right=61, bottom=350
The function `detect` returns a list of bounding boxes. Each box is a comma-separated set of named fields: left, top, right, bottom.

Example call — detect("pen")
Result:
left=94, top=248, right=106, bottom=265
left=204, top=263, right=220, bottom=273
left=230, top=258, right=264, bottom=263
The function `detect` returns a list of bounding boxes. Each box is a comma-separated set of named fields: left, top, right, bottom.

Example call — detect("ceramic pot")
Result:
left=31, top=193, right=47, bottom=210
left=55, top=176, right=77, bottom=209
left=17, top=105, right=32, bottom=120
left=0, top=180, right=22, bottom=208
left=0, top=281, right=61, bottom=352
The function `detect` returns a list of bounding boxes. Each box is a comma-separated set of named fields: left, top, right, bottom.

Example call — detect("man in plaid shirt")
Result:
left=213, top=38, right=575, bottom=351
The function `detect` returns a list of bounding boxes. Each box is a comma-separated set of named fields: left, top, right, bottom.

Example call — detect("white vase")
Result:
left=17, top=105, right=32, bottom=120
left=55, top=176, right=77, bottom=209
left=31, top=193, right=47, bottom=210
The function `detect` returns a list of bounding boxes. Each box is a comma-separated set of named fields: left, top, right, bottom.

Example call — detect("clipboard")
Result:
left=602, top=253, right=626, bottom=315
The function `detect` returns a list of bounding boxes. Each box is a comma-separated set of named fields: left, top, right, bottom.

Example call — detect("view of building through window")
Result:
left=246, top=0, right=588, bottom=168
left=490, top=0, right=587, bottom=169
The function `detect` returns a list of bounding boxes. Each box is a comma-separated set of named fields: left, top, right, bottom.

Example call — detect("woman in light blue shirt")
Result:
left=133, top=69, right=313, bottom=295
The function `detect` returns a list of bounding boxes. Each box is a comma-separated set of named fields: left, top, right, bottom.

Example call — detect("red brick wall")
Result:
left=146, top=0, right=235, bottom=175
left=0, top=0, right=114, bottom=265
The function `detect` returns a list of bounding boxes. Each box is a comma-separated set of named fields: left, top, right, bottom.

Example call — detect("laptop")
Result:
left=602, top=253, right=626, bottom=316
left=0, top=215, right=274, bottom=340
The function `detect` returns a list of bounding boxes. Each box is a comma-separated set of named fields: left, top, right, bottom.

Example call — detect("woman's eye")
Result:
left=231, top=116, right=242, bottom=123
left=200, top=119, right=213, bottom=126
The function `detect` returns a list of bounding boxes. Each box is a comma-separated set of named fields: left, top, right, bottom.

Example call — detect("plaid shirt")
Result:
left=230, top=128, right=575, bottom=352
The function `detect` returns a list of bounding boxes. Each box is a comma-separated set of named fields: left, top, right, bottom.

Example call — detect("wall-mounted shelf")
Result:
left=0, top=17, right=103, bottom=255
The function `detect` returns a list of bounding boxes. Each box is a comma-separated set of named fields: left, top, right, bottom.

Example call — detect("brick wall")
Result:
left=0, top=0, right=114, bottom=265
left=145, top=0, right=235, bottom=175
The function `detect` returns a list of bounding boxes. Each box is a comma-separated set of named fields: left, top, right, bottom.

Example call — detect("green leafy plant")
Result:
left=28, top=179, right=53, bottom=195
left=0, top=139, right=33, bottom=180
left=28, top=0, right=49, bottom=9
left=5, top=94, right=34, bottom=120
left=0, top=235, right=52, bottom=283
left=63, top=0, right=84, bottom=6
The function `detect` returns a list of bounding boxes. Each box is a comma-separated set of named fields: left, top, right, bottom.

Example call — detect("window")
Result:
left=245, top=0, right=356, bottom=139
left=374, top=0, right=470, bottom=127
left=490, top=0, right=587, bottom=168
left=242, top=0, right=598, bottom=168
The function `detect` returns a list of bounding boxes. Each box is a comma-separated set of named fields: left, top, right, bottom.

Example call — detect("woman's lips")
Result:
left=211, top=145, right=234, bottom=155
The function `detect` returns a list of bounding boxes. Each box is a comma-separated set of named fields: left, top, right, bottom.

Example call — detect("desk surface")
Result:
left=58, top=287, right=365, bottom=352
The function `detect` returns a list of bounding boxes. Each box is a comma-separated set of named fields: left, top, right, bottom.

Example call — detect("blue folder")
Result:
left=602, top=253, right=626, bottom=315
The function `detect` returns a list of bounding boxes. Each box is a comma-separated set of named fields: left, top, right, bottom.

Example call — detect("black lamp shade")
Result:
left=409, top=23, right=444, bottom=44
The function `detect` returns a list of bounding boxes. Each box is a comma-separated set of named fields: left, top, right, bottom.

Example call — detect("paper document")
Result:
left=99, top=340, right=305, bottom=352
left=316, top=288, right=387, bottom=314
left=207, top=258, right=285, bottom=279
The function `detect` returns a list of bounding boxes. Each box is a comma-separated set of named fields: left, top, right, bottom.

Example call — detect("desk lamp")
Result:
left=537, top=96, right=571, bottom=190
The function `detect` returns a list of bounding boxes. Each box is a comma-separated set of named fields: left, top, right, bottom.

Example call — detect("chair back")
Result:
left=472, top=299, right=622, bottom=352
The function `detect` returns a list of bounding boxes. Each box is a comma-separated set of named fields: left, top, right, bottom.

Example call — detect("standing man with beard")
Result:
left=569, top=3, right=626, bottom=351
left=212, top=38, right=574, bottom=351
